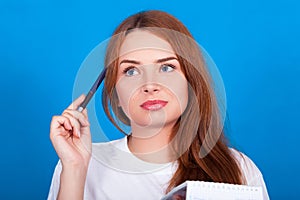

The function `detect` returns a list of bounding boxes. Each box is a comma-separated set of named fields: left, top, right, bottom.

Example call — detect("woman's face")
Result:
left=115, top=30, right=188, bottom=136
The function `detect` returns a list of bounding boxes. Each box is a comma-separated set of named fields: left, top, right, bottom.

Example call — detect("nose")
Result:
left=141, top=65, right=161, bottom=94
left=142, top=83, right=160, bottom=94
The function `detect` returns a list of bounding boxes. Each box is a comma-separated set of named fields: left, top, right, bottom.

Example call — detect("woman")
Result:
left=48, top=10, right=269, bottom=199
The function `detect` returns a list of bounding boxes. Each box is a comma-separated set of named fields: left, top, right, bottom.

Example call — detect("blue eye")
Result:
left=123, top=67, right=139, bottom=76
left=160, top=64, right=175, bottom=73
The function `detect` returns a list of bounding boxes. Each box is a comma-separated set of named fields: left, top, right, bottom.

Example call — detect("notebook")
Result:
left=161, top=181, right=263, bottom=200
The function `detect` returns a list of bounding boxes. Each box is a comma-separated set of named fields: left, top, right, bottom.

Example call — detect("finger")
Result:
left=63, top=109, right=90, bottom=127
left=50, top=115, right=73, bottom=136
left=67, top=94, right=86, bottom=110
left=62, top=112, right=81, bottom=138
left=50, top=116, right=73, bottom=141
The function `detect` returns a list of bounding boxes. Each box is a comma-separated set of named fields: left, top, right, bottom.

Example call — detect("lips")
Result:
left=140, top=100, right=168, bottom=111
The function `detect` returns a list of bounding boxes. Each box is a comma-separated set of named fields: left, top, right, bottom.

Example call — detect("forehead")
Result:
left=119, top=30, right=175, bottom=60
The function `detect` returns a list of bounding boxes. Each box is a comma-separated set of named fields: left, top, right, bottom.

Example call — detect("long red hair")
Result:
left=102, top=10, right=245, bottom=192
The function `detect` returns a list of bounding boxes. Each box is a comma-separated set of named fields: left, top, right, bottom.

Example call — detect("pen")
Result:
left=77, top=68, right=107, bottom=112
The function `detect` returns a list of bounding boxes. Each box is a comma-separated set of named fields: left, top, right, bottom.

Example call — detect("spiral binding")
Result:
left=186, top=181, right=263, bottom=200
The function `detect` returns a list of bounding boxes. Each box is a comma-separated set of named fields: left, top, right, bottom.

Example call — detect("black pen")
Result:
left=77, top=68, right=107, bottom=112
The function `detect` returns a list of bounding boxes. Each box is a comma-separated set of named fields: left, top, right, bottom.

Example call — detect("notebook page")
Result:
left=186, top=181, right=263, bottom=200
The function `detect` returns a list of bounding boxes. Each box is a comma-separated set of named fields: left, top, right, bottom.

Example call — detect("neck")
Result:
left=127, top=122, right=176, bottom=163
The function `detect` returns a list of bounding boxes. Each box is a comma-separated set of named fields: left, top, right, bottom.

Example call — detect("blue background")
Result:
left=0, top=0, right=299, bottom=199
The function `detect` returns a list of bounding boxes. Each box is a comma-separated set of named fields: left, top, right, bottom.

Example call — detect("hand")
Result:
left=50, top=94, right=92, bottom=168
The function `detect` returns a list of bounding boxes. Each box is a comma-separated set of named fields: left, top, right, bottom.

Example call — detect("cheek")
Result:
left=171, top=82, right=189, bottom=113
left=116, top=82, right=152, bottom=126
left=115, top=77, right=141, bottom=115
left=158, top=73, right=189, bottom=112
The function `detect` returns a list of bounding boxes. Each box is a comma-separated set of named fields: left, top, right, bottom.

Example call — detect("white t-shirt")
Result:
left=47, top=136, right=269, bottom=200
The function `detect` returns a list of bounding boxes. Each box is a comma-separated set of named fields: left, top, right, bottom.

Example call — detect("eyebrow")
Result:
left=119, top=57, right=178, bottom=65
left=119, top=59, right=141, bottom=65
left=156, top=57, right=178, bottom=63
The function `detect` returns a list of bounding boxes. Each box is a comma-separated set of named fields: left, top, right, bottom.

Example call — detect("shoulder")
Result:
left=229, top=148, right=270, bottom=200
left=229, top=148, right=263, bottom=185
left=51, top=137, right=127, bottom=174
